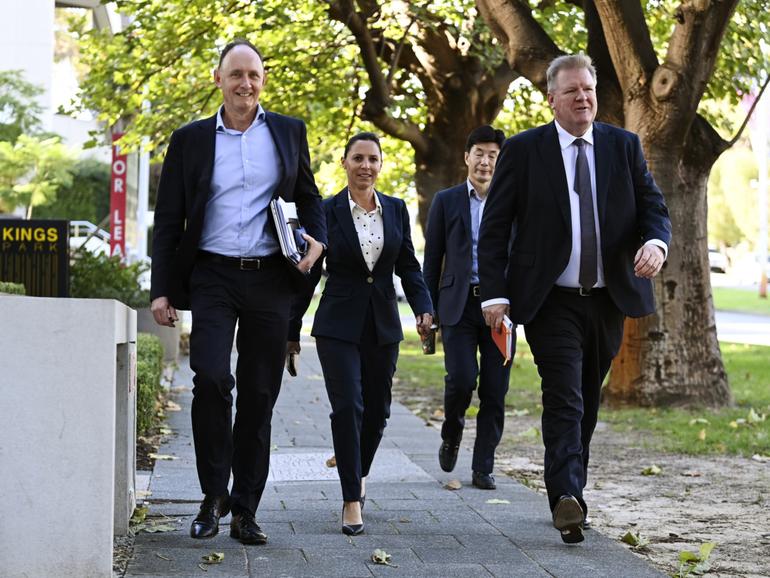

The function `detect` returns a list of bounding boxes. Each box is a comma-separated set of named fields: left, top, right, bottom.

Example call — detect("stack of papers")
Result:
left=270, top=198, right=306, bottom=265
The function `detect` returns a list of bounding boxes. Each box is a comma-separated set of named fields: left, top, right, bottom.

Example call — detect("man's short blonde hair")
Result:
left=546, top=54, right=596, bottom=93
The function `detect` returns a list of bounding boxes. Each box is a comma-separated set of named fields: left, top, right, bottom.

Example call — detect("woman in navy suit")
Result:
left=311, top=132, right=433, bottom=535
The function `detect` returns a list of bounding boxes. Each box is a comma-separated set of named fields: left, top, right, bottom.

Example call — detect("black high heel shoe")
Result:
left=341, top=504, right=364, bottom=536
left=359, top=495, right=366, bottom=511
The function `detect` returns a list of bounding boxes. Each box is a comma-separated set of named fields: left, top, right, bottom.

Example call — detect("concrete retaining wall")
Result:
left=0, top=296, right=137, bottom=578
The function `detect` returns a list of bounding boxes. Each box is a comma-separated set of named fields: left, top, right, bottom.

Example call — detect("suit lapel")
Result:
left=333, top=189, right=370, bottom=273
left=458, top=185, right=472, bottom=244
left=537, top=123, right=571, bottom=228
left=373, top=192, right=398, bottom=274
left=264, top=111, right=288, bottom=199
left=193, top=115, right=217, bottom=213
left=593, top=122, right=612, bottom=229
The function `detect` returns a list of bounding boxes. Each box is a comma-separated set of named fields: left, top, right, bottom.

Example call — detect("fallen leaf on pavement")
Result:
left=371, top=548, right=397, bottom=567
left=752, top=454, right=770, bottom=463
left=149, top=454, right=178, bottom=461
left=326, top=455, right=337, bottom=468
left=201, top=552, right=224, bottom=564
left=485, top=498, right=510, bottom=505
left=165, top=401, right=182, bottom=411
left=154, top=553, right=173, bottom=561
left=444, top=479, right=462, bottom=490
left=641, top=464, right=661, bottom=476
left=621, top=530, right=649, bottom=549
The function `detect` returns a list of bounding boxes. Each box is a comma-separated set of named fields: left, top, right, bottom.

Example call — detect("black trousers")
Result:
left=315, top=306, right=399, bottom=502
left=524, top=288, right=624, bottom=514
left=441, top=289, right=512, bottom=473
left=188, top=259, right=292, bottom=516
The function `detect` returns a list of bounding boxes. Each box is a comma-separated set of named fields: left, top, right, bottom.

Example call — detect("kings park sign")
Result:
left=0, top=220, right=69, bottom=297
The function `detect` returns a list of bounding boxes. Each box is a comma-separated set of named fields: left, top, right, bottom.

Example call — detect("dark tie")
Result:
left=573, top=138, right=597, bottom=290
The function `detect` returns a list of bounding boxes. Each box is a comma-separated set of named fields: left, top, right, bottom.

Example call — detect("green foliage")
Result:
left=137, top=332, right=164, bottom=436
left=0, top=281, right=25, bottom=295
left=707, top=146, right=763, bottom=248
left=69, top=252, right=150, bottom=308
left=0, top=135, right=76, bottom=218
left=34, top=158, right=111, bottom=223
left=0, top=70, right=44, bottom=143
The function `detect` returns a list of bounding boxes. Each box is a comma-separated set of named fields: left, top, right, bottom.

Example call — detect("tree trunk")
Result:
left=605, top=134, right=731, bottom=407
left=414, top=139, right=467, bottom=232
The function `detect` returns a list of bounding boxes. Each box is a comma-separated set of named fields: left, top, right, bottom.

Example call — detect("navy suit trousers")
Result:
left=188, top=259, right=292, bottom=516
left=524, top=288, right=624, bottom=515
left=316, top=305, right=399, bottom=502
left=441, top=288, right=512, bottom=473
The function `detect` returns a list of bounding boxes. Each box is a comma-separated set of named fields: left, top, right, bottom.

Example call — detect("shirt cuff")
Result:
left=481, top=297, right=510, bottom=308
left=645, top=239, right=668, bottom=260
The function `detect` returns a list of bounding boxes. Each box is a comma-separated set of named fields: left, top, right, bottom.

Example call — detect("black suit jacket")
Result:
left=478, top=122, right=671, bottom=324
left=422, top=183, right=475, bottom=326
left=311, top=189, right=432, bottom=345
left=150, top=111, right=327, bottom=309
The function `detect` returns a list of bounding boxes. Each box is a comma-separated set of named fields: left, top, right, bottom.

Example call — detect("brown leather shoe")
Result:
left=552, top=495, right=584, bottom=544
left=190, top=494, right=230, bottom=539
left=230, top=512, right=268, bottom=545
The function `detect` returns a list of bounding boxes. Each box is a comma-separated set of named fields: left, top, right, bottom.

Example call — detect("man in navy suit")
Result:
left=479, top=54, right=670, bottom=544
left=150, top=39, right=327, bottom=545
left=423, top=125, right=511, bottom=490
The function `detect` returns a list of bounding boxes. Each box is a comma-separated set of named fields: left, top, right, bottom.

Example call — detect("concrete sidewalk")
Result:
left=124, top=339, right=664, bottom=577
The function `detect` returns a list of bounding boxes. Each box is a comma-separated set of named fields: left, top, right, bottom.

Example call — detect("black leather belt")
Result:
left=470, top=284, right=481, bottom=297
left=554, top=285, right=607, bottom=297
left=197, top=251, right=283, bottom=271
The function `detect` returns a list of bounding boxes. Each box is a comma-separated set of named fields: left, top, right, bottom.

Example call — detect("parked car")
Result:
left=708, top=247, right=728, bottom=274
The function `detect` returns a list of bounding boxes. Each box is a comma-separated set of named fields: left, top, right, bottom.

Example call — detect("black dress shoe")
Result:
left=230, top=512, right=268, bottom=545
left=471, top=471, right=496, bottom=490
left=438, top=439, right=461, bottom=472
left=190, top=494, right=230, bottom=539
left=552, top=495, right=584, bottom=544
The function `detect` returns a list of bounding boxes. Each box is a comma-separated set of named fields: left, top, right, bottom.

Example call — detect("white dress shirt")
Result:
left=349, top=191, right=384, bottom=272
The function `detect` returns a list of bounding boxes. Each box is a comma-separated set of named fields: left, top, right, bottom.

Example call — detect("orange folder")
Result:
left=491, top=315, right=514, bottom=365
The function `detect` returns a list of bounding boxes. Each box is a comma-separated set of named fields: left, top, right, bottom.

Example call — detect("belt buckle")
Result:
left=472, top=285, right=481, bottom=297
left=239, top=257, right=259, bottom=271
left=578, top=287, right=591, bottom=297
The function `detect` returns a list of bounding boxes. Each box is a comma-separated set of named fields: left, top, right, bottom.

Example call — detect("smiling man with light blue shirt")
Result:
left=150, top=38, right=327, bottom=546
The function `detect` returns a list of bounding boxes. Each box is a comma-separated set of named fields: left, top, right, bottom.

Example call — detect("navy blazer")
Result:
left=422, top=183, right=474, bottom=326
left=478, top=122, right=671, bottom=324
left=311, top=189, right=432, bottom=345
left=150, top=111, right=327, bottom=310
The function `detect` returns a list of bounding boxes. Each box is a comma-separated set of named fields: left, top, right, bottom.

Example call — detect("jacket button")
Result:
left=366, top=277, right=374, bottom=284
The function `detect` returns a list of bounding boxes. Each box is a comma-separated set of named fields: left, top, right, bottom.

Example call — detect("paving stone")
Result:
left=125, top=341, right=665, bottom=578
left=126, top=546, right=247, bottom=576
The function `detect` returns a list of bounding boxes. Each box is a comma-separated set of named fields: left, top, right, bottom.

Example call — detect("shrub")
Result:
left=0, top=281, right=25, bottom=295
left=136, top=333, right=164, bottom=436
left=70, top=252, right=149, bottom=308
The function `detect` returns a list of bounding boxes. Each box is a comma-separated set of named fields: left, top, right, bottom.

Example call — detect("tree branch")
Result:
left=327, top=0, right=429, bottom=153
left=728, top=75, right=770, bottom=148
left=663, top=0, right=740, bottom=111
left=592, top=0, right=658, bottom=96
left=474, top=0, right=561, bottom=92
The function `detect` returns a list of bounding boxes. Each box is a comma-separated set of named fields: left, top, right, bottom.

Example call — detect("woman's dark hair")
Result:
left=343, top=132, right=382, bottom=158
left=218, top=39, right=264, bottom=67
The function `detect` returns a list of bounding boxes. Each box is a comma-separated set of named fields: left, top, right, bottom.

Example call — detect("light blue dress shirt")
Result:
left=199, top=105, right=282, bottom=257
left=467, top=180, right=486, bottom=285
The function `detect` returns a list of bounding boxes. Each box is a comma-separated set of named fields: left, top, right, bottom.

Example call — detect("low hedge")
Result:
left=137, top=333, right=164, bottom=436
left=0, top=282, right=25, bottom=295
